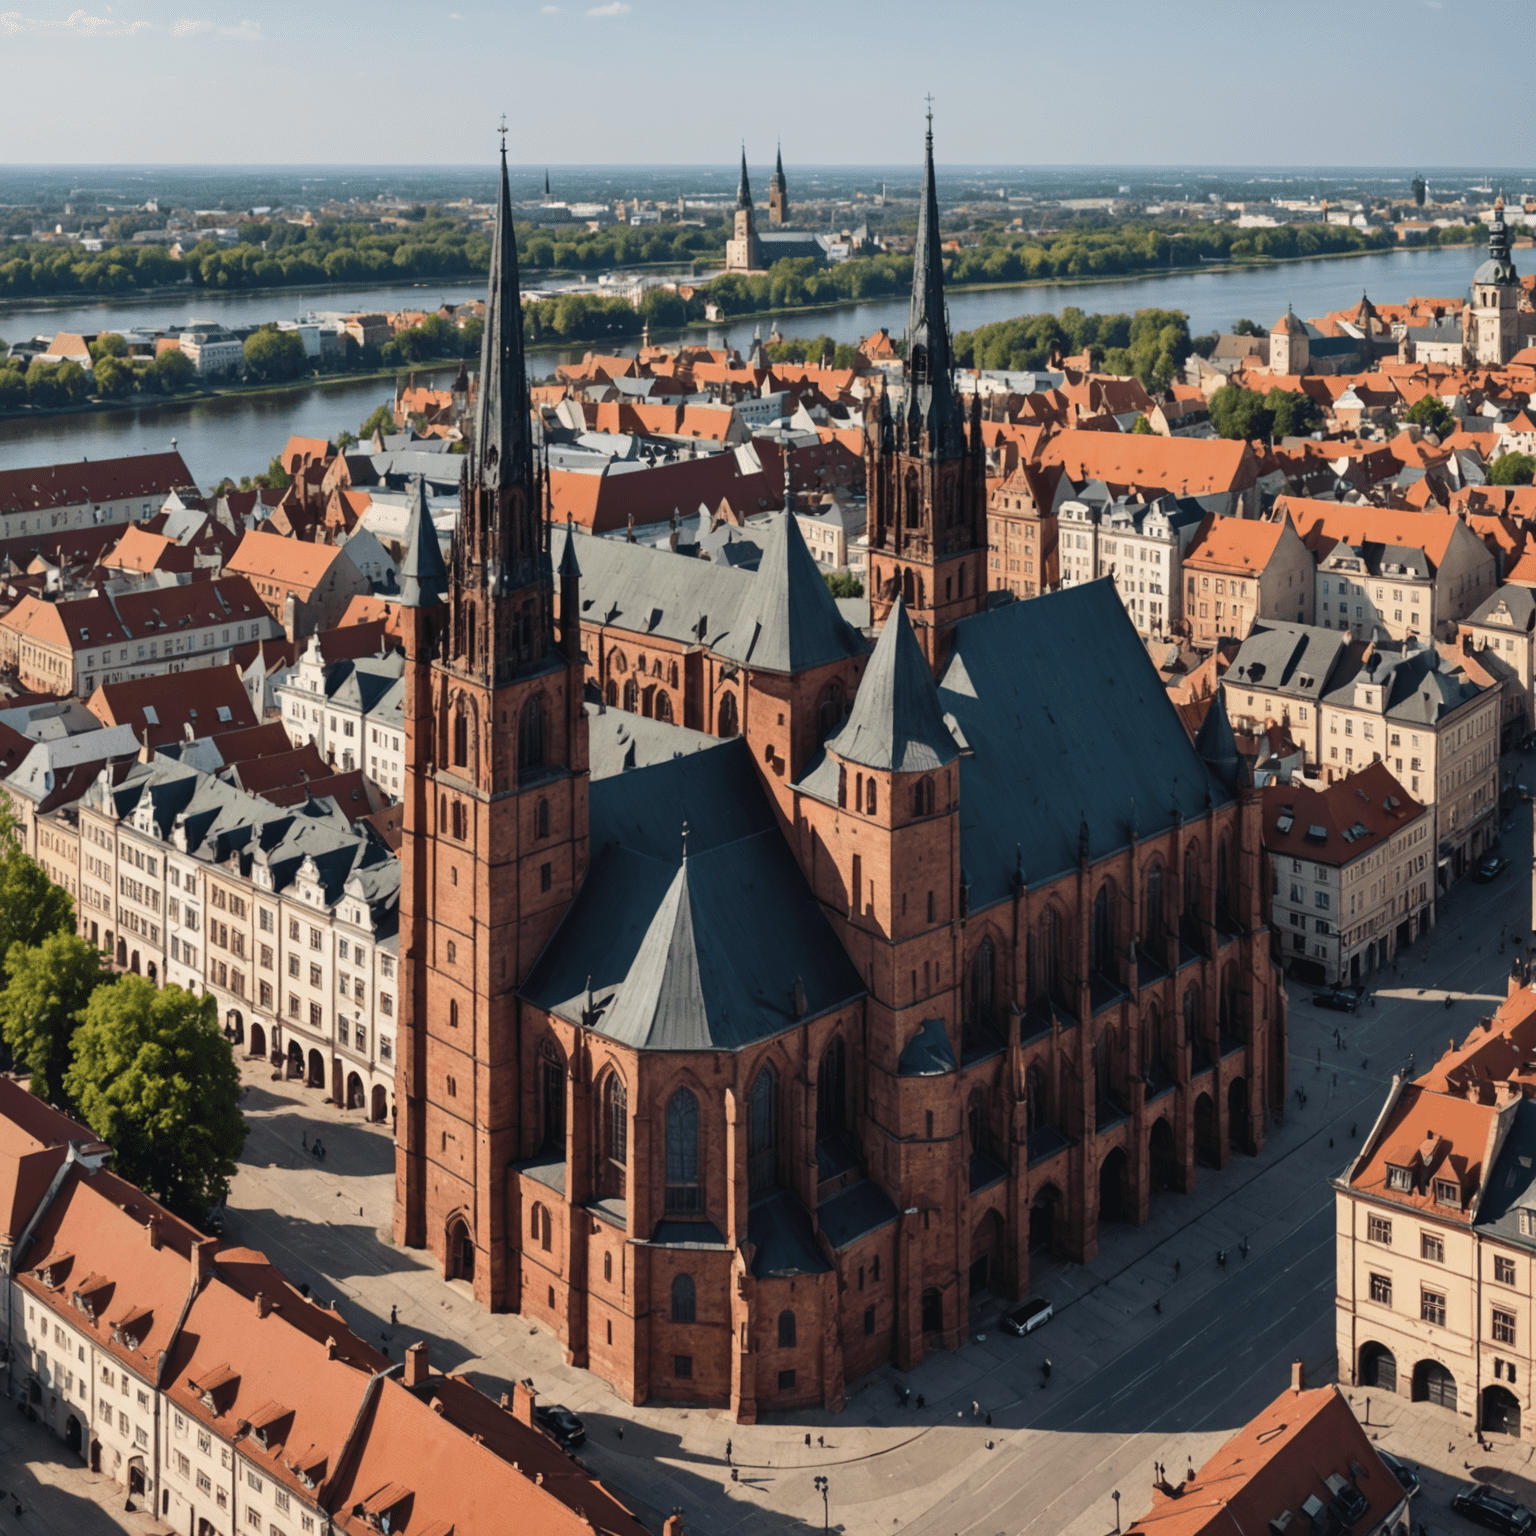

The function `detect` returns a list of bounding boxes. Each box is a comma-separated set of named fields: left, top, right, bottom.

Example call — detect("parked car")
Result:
left=1476, top=853, right=1511, bottom=883
left=1312, top=985, right=1365, bottom=1013
left=1452, top=1484, right=1535, bottom=1535
left=534, top=1404, right=587, bottom=1450
left=1001, top=1297, right=1054, bottom=1336
left=1378, top=1449, right=1419, bottom=1498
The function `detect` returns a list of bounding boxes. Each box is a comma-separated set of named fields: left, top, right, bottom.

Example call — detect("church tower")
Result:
left=393, top=137, right=590, bottom=1307
left=768, top=143, right=789, bottom=226
left=725, top=148, right=764, bottom=273
left=866, top=113, right=986, bottom=670
left=1471, top=195, right=1520, bottom=366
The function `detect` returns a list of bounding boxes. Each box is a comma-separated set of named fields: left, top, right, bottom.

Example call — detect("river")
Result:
left=0, top=242, right=1488, bottom=488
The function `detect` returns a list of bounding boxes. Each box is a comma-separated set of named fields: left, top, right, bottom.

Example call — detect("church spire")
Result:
left=472, top=129, right=534, bottom=497
left=906, top=103, right=966, bottom=459
left=774, top=142, right=784, bottom=178
left=736, top=146, right=753, bottom=211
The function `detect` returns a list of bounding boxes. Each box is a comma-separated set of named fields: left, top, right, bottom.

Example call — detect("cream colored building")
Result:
left=1336, top=982, right=1536, bottom=1438
left=1460, top=584, right=1536, bottom=743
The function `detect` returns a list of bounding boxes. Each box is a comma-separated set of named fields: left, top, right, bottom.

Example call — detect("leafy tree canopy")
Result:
left=1405, top=393, right=1454, bottom=438
left=0, top=932, right=110, bottom=1107
left=1209, top=384, right=1275, bottom=442
left=1489, top=452, right=1536, bottom=487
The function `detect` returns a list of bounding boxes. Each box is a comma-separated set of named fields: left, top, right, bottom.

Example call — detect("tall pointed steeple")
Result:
left=472, top=133, right=534, bottom=497
left=906, top=105, right=966, bottom=459
left=736, top=146, right=753, bottom=210
left=398, top=474, right=447, bottom=608
left=774, top=142, right=784, bottom=178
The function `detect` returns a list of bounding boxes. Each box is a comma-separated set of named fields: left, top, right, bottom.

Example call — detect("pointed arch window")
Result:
left=717, top=689, right=739, bottom=738
left=864, top=776, right=877, bottom=816
left=605, top=678, right=618, bottom=708
left=1025, top=1063, right=1049, bottom=1137
left=539, top=1039, right=564, bottom=1152
left=778, top=1310, right=797, bottom=1349
left=1143, top=862, right=1165, bottom=945
left=665, top=1090, right=701, bottom=1213
left=655, top=691, right=674, bottom=725
left=748, top=1066, right=777, bottom=1194
left=816, top=681, right=843, bottom=746
left=970, top=937, right=996, bottom=1026
left=518, top=695, right=546, bottom=772
left=453, top=707, right=468, bottom=768
left=1183, top=844, right=1202, bottom=920
left=913, top=776, right=935, bottom=817
left=600, top=1073, right=627, bottom=1200
left=623, top=677, right=640, bottom=713
left=1090, top=884, right=1114, bottom=977
left=671, top=1274, right=695, bottom=1323
left=816, top=1037, right=847, bottom=1146
left=535, top=797, right=550, bottom=839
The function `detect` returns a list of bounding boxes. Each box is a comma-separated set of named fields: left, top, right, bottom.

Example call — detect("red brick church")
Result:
left=392, top=124, right=1288, bottom=1421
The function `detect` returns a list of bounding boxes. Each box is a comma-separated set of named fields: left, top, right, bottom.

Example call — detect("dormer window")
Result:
left=1435, top=1179, right=1461, bottom=1208
left=1386, top=1164, right=1413, bottom=1192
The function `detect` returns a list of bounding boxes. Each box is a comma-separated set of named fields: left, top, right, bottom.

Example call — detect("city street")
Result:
left=202, top=795, right=1535, bottom=1536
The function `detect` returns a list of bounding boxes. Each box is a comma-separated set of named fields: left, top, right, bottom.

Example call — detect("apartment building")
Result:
left=0, top=1081, right=647, bottom=1536
left=176, top=326, right=245, bottom=377
left=1283, top=498, right=1499, bottom=642
left=1336, top=981, right=1536, bottom=1439
left=1262, top=762, right=1434, bottom=984
left=1182, top=512, right=1315, bottom=647
left=0, top=450, right=194, bottom=543
left=1098, top=494, right=1204, bottom=637
left=0, top=575, right=278, bottom=696
left=1460, top=583, right=1536, bottom=745
left=275, top=638, right=405, bottom=799
left=1223, top=622, right=1350, bottom=760
left=224, top=531, right=378, bottom=638
left=61, top=749, right=399, bottom=1121
left=985, top=462, right=1057, bottom=599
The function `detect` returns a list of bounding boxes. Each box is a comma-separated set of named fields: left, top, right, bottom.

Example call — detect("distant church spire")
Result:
left=905, top=101, right=967, bottom=460
left=472, top=130, right=534, bottom=498
left=736, top=146, right=753, bottom=211
left=775, top=141, right=784, bottom=178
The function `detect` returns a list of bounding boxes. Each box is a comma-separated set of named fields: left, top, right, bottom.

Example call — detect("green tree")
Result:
left=0, top=829, right=76, bottom=985
left=0, top=933, right=109, bottom=1106
left=53, top=360, right=90, bottom=405
left=1265, top=387, right=1320, bottom=439
left=88, top=332, right=129, bottom=361
left=254, top=455, right=291, bottom=490
left=1232, top=319, right=1265, bottom=336
left=336, top=428, right=358, bottom=450
left=92, top=354, right=134, bottom=399
left=147, top=348, right=194, bottom=392
left=65, top=977, right=246, bottom=1219
left=1406, top=394, right=1454, bottom=438
left=0, top=367, right=25, bottom=409
left=1489, top=452, right=1536, bottom=486
left=1209, top=384, right=1275, bottom=442
left=1131, top=414, right=1155, bottom=434
left=25, top=359, right=64, bottom=407
left=243, top=325, right=308, bottom=382
left=359, top=404, right=394, bottom=440
left=823, top=571, right=864, bottom=598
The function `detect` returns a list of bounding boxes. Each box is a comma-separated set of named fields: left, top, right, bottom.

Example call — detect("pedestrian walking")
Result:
left=971, top=1400, right=979, bottom=1419
left=725, top=1438, right=732, bottom=1465
left=390, top=1305, right=397, bottom=1326
left=917, top=1394, right=925, bottom=1408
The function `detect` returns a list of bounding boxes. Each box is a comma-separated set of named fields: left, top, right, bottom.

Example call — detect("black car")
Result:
left=1001, top=1297, right=1054, bottom=1336
left=1312, top=985, right=1364, bottom=1013
left=1476, top=854, right=1511, bottom=883
left=1452, top=1484, right=1535, bottom=1535
left=534, top=1404, right=586, bottom=1450
left=1377, top=1450, right=1419, bottom=1498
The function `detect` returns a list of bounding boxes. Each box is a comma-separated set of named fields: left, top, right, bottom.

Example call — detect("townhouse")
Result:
left=1459, top=583, right=1536, bottom=745
left=1098, top=495, right=1205, bottom=637
left=1281, top=497, right=1498, bottom=642
left=0, top=1086, right=649, bottom=1536
left=0, top=451, right=194, bottom=544
left=1262, top=762, right=1434, bottom=985
left=1336, top=982, right=1536, bottom=1440
left=0, top=575, right=278, bottom=697
left=275, top=637, right=406, bottom=799
left=224, top=532, right=375, bottom=639
left=1036, top=426, right=1261, bottom=517
left=63, top=749, right=399, bottom=1122
left=985, top=461, right=1057, bottom=599
left=1182, top=512, right=1315, bottom=647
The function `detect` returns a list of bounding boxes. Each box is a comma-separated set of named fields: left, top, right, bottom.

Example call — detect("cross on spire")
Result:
left=498, top=114, right=507, bottom=154
left=924, top=93, right=934, bottom=132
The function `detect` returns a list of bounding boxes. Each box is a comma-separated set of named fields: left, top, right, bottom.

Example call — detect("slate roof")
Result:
left=937, top=580, right=1228, bottom=907
left=1473, top=1097, right=1536, bottom=1250
left=521, top=740, right=864, bottom=1051
left=825, top=598, right=956, bottom=772
left=1226, top=622, right=1350, bottom=700
left=748, top=1190, right=831, bottom=1277
left=897, top=1016, right=957, bottom=1077
left=397, top=475, right=448, bottom=608
left=585, top=701, right=719, bottom=779
left=1466, top=583, right=1536, bottom=630
left=1321, top=641, right=1487, bottom=725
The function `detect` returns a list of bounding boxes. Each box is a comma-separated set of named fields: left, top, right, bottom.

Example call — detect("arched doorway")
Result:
left=249, top=1022, right=265, bottom=1060
left=969, top=1210, right=1003, bottom=1298
left=1359, top=1341, right=1397, bottom=1392
left=1030, top=1186, right=1061, bottom=1254
left=287, top=1040, right=304, bottom=1079
left=65, top=1415, right=81, bottom=1458
left=307, top=1049, right=325, bottom=1088
left=130, top=950, right=140, bottom=974
left=1149, top=1117, right=1177, bottom=1192
left=115, top=938, right=127, bottom=968
left=146, top=962, right=157, bottom=984
left=1228, top=1078, right=1249, bottom=1152
left=1099, top=1147, right=1129, bottom=1224
left=371, top=1084, right=387, bottom=1122
left=1194, top=1092, right=1219, bottom=1166
left=1412, top=1359, right=1457, bottom=1411
left=921, top=1287, right=943, bottom=1336
left=1484, top=1384, right=1521, bottom=1436
left=227, top=1009, right=243, bottom=1044
left=346, top=1072, right=364, bottom=1110
left=128, top=1458, right=146, bottom=1496
left=448, top=1216, right=475, bottom=1283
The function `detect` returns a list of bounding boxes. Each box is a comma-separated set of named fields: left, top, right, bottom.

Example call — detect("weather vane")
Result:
left=498, top=114, right=508, bottom=154
left=924, top=92, right=934, bottom=127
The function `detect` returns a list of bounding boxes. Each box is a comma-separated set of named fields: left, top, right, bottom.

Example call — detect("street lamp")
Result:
left=813, top=1475, right=829, bottom=1533
left=1113, top=1490, right=1121, bottom=1533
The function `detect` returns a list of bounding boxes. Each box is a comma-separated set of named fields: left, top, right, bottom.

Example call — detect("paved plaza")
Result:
left=13, top=802, right=1535, bottom=1536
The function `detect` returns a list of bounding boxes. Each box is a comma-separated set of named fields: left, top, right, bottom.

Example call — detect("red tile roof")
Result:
left=0, top=452, right=194, bottom=515
left=86, top=664, right=258, bottom=747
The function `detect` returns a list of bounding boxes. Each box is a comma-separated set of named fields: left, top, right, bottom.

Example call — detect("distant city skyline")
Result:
left=0, top=0, right=1511, bottom=167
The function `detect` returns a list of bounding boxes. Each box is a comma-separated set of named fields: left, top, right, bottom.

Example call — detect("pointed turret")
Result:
left=1477, top=193, right=1518, bottom=286
left=557, top=515, right=582, bottom=663
left=1194, top=690, right=1242, bottom=791
left=905, top=109, right=966, bottom=459
left=829, top=598, right=955, bottom=772
left=472, top=140, right=533, bottom=495
left=398, top=475, right=447, bottom=608
left=736, top=147, right=753, bottom=211
left=774, top=142, right=784, bottom=180
left=600, top=857, right=709, bottom=1050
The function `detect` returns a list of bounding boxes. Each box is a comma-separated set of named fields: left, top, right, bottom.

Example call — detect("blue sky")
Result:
left=0, top=0, right=1496, bottom=166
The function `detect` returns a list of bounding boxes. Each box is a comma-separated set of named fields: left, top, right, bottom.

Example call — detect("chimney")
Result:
left=147, top=1215, right=162, bottom=1250
left=663, top=1517, right=686, bottom=1536
left=255, top=1291, right=270, bottom=1319
left=512, top=1378, right=536, bottom=1426
left=325, top=1336, right=337, bottom=1360
left=404, top=1341, right=429, bottom=1388
left=1290, top=1359, right=1305, bottom=1392
left=193, top=1237, right=215, bottom=1282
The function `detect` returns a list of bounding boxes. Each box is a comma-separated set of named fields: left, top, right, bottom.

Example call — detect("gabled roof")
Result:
left=0, top=451, right=193, bottom=515
left=522, top=740, right=863, bottom=1051
left=712, top=512, right=867, bottom=674
left=827, top=598, right=954, bottom=773
left=396, top=475, right=447, bottom=609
